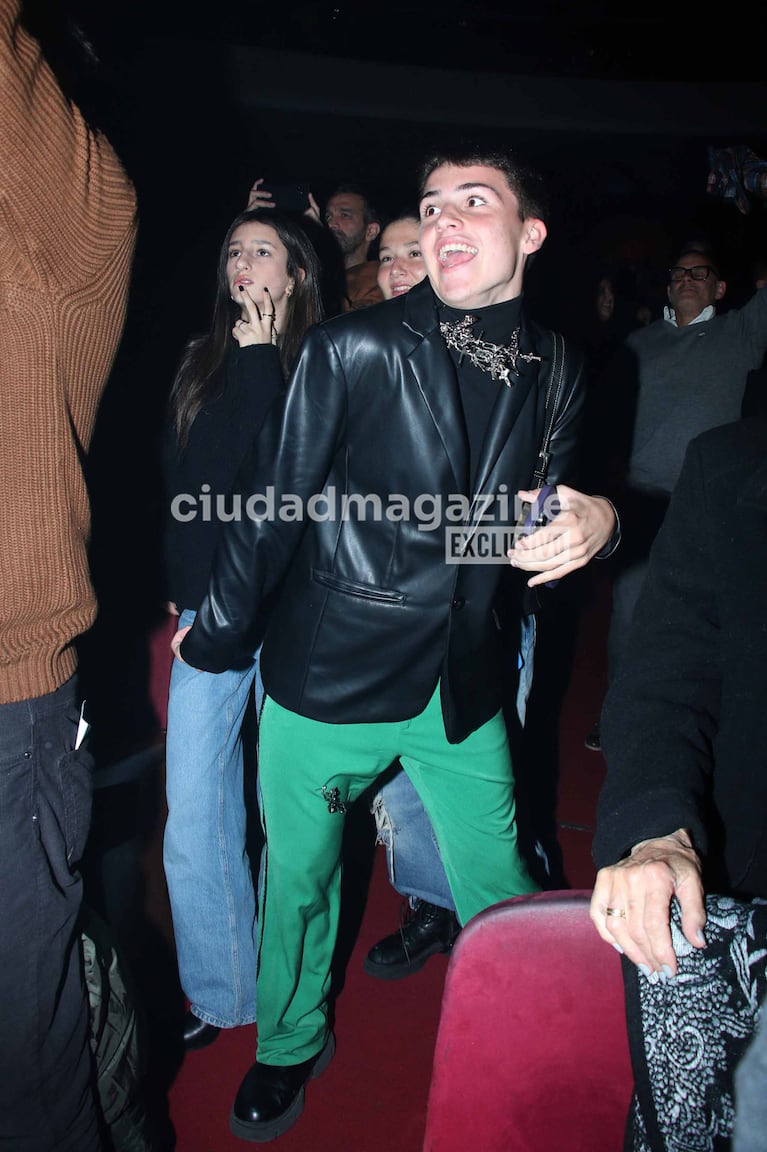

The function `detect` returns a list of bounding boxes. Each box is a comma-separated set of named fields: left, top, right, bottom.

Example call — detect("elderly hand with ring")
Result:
left=589, top=828, right=707, bottom=979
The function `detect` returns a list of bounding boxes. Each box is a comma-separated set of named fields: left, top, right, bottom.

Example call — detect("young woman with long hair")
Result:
left=163, top=208, right=323, bottom=1048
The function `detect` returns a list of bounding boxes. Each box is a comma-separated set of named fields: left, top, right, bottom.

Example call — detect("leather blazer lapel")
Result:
left=408, top=333, right=469, bottom=493
left=404, top=281, right=469, bottom=493
left=452, top=365, right=536, bottom=549
left=464, top=309, right=544, bottom=503
left=472, top=360, right=537, bottom=500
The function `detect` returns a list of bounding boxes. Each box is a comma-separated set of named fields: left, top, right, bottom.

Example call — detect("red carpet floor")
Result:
left=135, top=570, right=610, bottom=1151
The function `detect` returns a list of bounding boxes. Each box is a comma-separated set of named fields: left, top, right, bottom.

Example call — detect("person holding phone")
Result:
left=248, top=175, right=384, bottom=311
left=174, top=144, right=619, bottom=1142
left=365, top=210, right=572, bottom=982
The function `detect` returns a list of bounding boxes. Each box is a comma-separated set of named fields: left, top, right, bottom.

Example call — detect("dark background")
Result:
left=70, top=0, right=767, bottom=327
left=39, top=0, right=767, bottom=756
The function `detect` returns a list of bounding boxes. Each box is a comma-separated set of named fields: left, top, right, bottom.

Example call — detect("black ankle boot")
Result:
left=182, top=1010, right=220, bottom=1051
left=229, top=1033, right=335, bottom=1142
left=363, top=900, right=460, bottom=980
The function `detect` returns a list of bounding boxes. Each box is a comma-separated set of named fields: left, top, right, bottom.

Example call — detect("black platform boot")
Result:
left=363, top=900, right=460, bottom=980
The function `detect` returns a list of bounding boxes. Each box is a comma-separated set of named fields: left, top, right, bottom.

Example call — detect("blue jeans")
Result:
left=163, top=608, right=264, bottom=1027
left=372, top=614, right=536, bottom=911
left=0, top=675, right=102, bottom=1152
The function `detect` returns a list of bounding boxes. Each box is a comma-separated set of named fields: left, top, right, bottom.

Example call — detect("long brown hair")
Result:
left=170, top=209, right=324, bottom=453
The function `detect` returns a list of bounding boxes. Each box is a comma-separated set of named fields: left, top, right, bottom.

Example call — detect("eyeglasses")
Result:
left=668, top=264, right=716, bottom=283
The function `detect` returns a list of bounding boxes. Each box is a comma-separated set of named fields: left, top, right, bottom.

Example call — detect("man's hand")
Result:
left=246, top=178, right=319, bottom=221
left=171, top=624, right=192, bottom=663
left=589, top=829, right=706, bottom=978
left=508, top=486, right=616, bottom=587
left=304, top=192, right=322, bottom=224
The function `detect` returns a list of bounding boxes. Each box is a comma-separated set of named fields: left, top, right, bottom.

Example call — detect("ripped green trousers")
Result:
left=255, top=682, right=537, bottom=1065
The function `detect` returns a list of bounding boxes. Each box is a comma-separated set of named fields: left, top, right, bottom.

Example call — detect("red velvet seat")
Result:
left=148, top=611, right=176, bottom=735
left=422, top=890, right=634, bottom=1152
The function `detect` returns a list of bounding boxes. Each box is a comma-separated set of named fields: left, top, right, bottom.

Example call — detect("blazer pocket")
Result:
left=311, top=569, right=406, bottom=605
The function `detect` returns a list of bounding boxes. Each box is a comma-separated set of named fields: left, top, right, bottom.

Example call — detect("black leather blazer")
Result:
left=181, top=278, right=586, bottom=742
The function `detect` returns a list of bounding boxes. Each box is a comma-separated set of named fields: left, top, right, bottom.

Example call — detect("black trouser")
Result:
left=0, top=676, right=101, bottom=1151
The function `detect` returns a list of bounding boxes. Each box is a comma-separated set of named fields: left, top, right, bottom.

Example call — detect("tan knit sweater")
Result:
left=0, top=0, right=137, bottom=703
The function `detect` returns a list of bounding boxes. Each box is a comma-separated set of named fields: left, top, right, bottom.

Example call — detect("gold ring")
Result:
left=605, top=907, right=626, bottom=918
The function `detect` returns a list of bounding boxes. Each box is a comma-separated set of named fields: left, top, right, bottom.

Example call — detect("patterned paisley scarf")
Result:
left=623, top=894, right=767, bottom=1151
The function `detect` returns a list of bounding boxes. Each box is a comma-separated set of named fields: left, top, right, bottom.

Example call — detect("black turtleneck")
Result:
left=439, top=295, right=524, bottom=490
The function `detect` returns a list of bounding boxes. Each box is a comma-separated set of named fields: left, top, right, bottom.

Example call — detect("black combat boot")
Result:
left=363, top=900, right=460, bottom=980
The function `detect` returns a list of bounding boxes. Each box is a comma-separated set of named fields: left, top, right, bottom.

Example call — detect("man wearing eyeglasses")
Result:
left=586, top=240, right=767, bottom=751
left=667, top=252, right=726, bottom=315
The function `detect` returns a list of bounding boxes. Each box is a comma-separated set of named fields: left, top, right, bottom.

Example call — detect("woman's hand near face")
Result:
left=233, top=285, right=277, bottom=346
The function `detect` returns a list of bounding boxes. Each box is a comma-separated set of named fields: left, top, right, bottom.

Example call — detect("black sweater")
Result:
left=163, top=343, right=284, bottom=611
left=593, top=417, right=767, bottom=898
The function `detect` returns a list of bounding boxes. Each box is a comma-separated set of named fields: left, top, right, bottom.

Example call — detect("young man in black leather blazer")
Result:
left=172, top=143, right=619, bottom=1143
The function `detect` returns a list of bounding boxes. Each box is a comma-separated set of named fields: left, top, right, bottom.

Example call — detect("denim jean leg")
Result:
left=373, top=767, right=456, bottom=911
left=0, top=676, right=102, bottom=1152
left=254, top=649, right=265, bottom=720
left=371, top=622, right=535, bottom=914
left=164, top=610, right=260, bottom=1027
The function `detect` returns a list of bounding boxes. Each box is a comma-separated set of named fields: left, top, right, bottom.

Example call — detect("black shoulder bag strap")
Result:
left=531, top=331, right=566, bottom=488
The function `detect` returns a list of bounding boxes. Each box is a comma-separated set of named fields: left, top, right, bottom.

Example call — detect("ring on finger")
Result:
left=605, top=906, right=626, bottom=918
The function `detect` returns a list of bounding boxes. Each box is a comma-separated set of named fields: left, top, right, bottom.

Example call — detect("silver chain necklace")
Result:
left=439, top=314, right=541, bottom=386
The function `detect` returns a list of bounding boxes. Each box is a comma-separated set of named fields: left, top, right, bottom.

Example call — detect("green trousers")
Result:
left=256, top=682, right=538, bottom=1065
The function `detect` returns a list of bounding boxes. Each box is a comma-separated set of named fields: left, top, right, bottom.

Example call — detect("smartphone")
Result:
left=268, top=181, right=311, bottom=213
left=514, top=484, right=561, bottom=588
left=515, top=485, right=561, bottom=538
